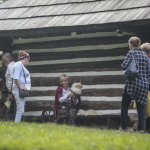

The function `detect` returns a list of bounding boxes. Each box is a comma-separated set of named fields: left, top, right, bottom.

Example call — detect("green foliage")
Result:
left=0, top=122, right=150, bottom=150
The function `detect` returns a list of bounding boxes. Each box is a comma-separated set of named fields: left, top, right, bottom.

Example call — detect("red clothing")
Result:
left=54, top=86, right=81, bottom=112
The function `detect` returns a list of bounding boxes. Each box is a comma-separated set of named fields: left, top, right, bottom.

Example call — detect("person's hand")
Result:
left=8, top=94, right=13, bottom=101
left=20, top=87, right=27, bottom=91
left=67, top=92, right=74, bottom=98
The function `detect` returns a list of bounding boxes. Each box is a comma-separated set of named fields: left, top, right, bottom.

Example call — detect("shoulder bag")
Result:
left=19, top=66, right=29, bottom=98
left=123, top=51, right=139, bottom=80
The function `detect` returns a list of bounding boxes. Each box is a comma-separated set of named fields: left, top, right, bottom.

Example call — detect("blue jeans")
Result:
left=121, top=87, right=145, bottom=131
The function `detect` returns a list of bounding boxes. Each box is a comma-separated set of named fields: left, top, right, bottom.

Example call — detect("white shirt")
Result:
left=5, top=61, right=15, bottom=90
left=59, top=88, right=79, bottom=104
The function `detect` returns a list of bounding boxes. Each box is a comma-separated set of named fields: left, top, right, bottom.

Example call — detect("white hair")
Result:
left=2, top=53, right=13, bottom=62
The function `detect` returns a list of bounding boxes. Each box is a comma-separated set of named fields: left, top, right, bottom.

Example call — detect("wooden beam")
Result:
left=31, top=75, right=126, bottom=87
left=25, top=101, right=133, bottom=111
left=12, top=36, right=129, bottom=50
left=12, top=47, right=128, bottom=62
left=29, top=89, right=123, bottom=97
left=0, top=24, right=119, bottom=37
left=26, top=60, right=123, bottom=73
left=13, top=28, right=117, bottom=39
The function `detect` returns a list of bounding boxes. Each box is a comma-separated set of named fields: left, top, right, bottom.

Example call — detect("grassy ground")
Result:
left=0, top=122, right=150, bottom=150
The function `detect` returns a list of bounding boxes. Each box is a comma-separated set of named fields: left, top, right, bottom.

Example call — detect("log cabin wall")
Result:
left=1, top=0, right=150, bottom=123
left=10, top=28, right=137, bottom=121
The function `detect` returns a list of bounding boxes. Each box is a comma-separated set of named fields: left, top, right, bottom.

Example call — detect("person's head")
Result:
left=128, top=37, right=141, bottom=50
left=140, top=43, right=150, bottom=58
left=18, top=51, right=30, bottom=66
left=59, top=74, right=69, bottom=89
left=2, top=53, right=13, bottom=67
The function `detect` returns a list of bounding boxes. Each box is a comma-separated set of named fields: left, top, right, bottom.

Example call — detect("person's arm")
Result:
left=59, top=92, right=74, bottom=103
left=121, top=51, right=131, bottom=70
left=13, top=62, right=27, bottom=91
left=15, top=79, right=27, bottom=91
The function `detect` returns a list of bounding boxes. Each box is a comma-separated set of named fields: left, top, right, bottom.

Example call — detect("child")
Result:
left=54, top=74, right=80, bottom=125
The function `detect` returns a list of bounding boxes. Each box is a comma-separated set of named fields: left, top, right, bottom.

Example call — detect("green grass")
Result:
left=0, top=122, right=150, bottom=150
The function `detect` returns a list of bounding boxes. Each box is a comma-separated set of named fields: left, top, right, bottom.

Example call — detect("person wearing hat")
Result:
left=12, top=51, right=31, bottom=122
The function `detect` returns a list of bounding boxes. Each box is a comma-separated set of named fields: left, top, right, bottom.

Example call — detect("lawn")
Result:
left=0, top=122, right=150, bottom=150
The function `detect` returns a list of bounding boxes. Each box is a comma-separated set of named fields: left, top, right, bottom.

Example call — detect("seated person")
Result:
left=54, top=74, right=80, bottom=125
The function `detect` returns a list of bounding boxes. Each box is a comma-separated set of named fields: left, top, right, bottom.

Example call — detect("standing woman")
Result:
left=13, top=51, right=31, bottom=122
left=121, top=37, right=149, bottom=133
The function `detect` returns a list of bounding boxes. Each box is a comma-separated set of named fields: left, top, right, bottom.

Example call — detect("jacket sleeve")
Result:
left=121, top=51, right=131, bottom=70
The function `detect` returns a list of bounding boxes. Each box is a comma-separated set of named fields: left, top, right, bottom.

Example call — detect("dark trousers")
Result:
left=7, top=100, right=16, bottom=121
left=121, top=87, right=145, bottom=130
left=146, top=117, right=150, bottom=131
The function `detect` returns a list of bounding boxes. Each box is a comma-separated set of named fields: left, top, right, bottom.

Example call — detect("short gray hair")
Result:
left=2, top=53, right=13, bottom=62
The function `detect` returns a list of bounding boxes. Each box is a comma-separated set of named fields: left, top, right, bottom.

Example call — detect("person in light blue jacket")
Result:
left=12, top=51, right=31, bottom=122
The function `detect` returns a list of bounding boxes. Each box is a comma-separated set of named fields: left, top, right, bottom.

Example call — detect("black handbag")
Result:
left=19, top=66, right=29, bottom=98
left=123, top=51, right=139, bottom=80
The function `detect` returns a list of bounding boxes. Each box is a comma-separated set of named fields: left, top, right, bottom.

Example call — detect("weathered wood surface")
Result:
left=27, top=60, right=123, bottom=73
left=0, top=24, right=119, bottom=37
left=31, top=75, right=126, bottom=87
left=12, top=36, right=129, bottom=50
left=12, top=48, right=128, bottom=62
left=13, top=28, right=117, bottom=39
left=25, top=101, right=133, bottom=111
left=29, top=89, right=123, bottom=97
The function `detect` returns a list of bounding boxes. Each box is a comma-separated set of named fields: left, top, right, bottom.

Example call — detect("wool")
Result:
left=71, top=82, right=83, bottom=95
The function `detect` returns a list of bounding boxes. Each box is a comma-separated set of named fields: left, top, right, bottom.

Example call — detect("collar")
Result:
left=7, top=61, right=15, bottom=67
left=63, top=87, right=71, bottom=92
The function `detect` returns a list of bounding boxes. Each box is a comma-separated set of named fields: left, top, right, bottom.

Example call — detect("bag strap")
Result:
left=22, top=66, right=27, bottom=84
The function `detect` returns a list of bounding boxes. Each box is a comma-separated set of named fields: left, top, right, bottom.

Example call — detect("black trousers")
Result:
left=121, top=87, right=145, bottom=130
left=7, top=99, right=16, bottom=121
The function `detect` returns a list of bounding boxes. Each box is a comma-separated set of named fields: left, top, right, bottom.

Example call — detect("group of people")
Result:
left=2, top=36, right=150, bottom=131
left=121, top=37, right=150, bottom=133
left=2, top=51, right=80, bottom=125
left=2, top=51, right=31, bottom=122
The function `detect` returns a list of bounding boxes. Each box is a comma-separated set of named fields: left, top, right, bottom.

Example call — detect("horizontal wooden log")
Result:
left=12, top=36, right=129, bottom=50
left=12, top=47, right=128, bottom=62
left=29, top=89, right=123, bottom=97
left=13, top=28, right=117, bottom=39
left=31, top=75, right=126, bottom=87
left=0, top=23, right=120, bottom=37
left=25, top=101, right=133, bottom=111
left=26, top=60, right=123, bottom=73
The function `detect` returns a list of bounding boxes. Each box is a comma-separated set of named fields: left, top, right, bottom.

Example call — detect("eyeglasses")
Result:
left=27, top=57, right=31, bottom=62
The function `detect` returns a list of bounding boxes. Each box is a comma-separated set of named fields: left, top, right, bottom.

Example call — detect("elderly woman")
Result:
left=121, top=37, right=149, bottom=133
left=54, top=74, right=80, bottom=125
left=12, top=51, right=31, bottom=122
left=141, top=43, right=150, bottom=132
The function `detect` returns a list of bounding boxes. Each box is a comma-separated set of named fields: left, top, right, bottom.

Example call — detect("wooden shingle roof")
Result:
left=0, top=0, right=150, bottom=31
